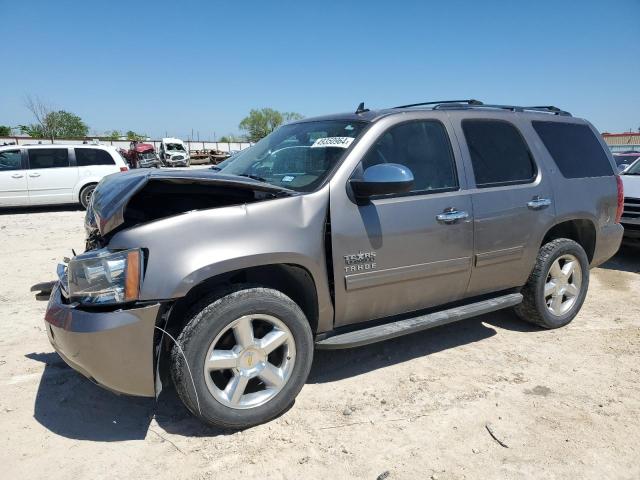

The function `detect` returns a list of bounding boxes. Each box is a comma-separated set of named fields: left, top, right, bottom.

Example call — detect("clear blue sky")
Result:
left=2, top=0, right=639, bottom=139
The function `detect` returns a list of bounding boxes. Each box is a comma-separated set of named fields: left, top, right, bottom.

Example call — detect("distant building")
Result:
left=602, top=132, right=640, bottom=152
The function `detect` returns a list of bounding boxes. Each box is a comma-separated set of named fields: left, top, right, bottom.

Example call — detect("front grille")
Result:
left=622, top=197, right=640, bottom=219
left=172, top=155, right=184, bottom=161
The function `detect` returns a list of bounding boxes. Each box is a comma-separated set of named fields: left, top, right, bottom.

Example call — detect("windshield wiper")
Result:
left=236, top=173, right=268, bottom=182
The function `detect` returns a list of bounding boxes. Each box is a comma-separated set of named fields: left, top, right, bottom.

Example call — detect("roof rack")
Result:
left=393, top=99, right=483, bottom=109
left=392, top=100, right=571, bottom=116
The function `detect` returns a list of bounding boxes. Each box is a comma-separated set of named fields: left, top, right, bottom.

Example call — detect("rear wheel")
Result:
left=170, top=287, right=313, bottom=428
left=515, top=238, right=589, bottom=328
left=79, top=183, right=96, bottom=210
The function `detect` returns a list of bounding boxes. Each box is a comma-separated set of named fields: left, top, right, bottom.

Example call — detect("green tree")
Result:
left=107, top=130, right=121, bottom=140
left=50, top=111, right=88, bottom=137
left=283, top=112, right=304, bottom=122
left=126, top=130, right=146, bottom=141
left=20, top=110, right=88, bottom=139
left=239, top=108, right=303, bottom=142
left=0, top=125, right=11, bottom=136
left=219, top=134, right=244, bottom=143
left=23, top=95, right=87, bottom=139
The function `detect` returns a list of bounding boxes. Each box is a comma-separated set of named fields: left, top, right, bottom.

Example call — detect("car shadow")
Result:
left=0, top=205, right=82, bottom=216
left=598, top=243, right=640, bottom=274
left=308, top=308, right=536, bottom=384
left=29, top=352, right=237, bottom=440
left=29, top=309, right=536, bottom=440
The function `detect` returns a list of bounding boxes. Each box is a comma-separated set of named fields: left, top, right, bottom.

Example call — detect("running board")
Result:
left=315, top=293, right=523, bottom=349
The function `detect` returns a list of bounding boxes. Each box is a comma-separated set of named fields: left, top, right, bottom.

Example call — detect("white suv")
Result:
left=0, top=144, right=128, bottom=209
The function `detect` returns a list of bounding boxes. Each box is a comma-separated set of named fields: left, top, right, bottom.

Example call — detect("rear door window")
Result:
left=75, top=148, right=115, bottom=166
left=28, top=148, right=70, bottom=169
left=462, top=120, right=536, bottom=187
left=532, top=121, right=614, bottom=178
left=0, top=150, right=22, bottom=171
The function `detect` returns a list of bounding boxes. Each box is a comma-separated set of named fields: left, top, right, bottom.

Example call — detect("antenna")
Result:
left=355, top=102, right=370, bottom=114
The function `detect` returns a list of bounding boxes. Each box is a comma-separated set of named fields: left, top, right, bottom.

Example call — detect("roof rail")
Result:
left=392, top=100, right=571, bottom=116
left=392, top=99, right=483, bottom=109
left=435, top=103, right=572, bottom=116
left=522, top=105, right=572, bottom=116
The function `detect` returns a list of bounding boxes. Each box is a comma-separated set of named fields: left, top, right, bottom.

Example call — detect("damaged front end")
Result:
left=84, top=169, right=297, bottom=250
left=44, top=168, right=300, bottom=397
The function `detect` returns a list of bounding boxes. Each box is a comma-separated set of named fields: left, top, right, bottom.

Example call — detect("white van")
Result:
left=0, top=144, right=128, bottom=209
left=159, top=137, right=190, bottom=167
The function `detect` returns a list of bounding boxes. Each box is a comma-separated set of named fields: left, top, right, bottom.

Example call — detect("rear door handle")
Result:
left=11, top=173, right=24, bottom=179
left=527, top=197, right=551, bottom=210
left=28, top=173, right=41, bottom=178
left=436, top=209, right=469, bottom=224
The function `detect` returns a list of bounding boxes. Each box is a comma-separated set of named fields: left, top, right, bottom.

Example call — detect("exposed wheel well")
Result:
left=541, top=219, right=596, bottom=263
left=166, top=264, right=320, bottom=337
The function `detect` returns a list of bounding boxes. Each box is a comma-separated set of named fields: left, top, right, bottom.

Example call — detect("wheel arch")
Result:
left=541, top=218, right=597, bottom=263
left=74, top=179, right=100, bottom=202
left=166, top=263, right=321, bottom=337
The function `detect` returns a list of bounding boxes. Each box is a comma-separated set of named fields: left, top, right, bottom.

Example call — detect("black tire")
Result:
left=515, top=238, right=589, bottom=329
left=79, top=183, right=96, bottom=210
left=170, top=286, right=314, bottom=429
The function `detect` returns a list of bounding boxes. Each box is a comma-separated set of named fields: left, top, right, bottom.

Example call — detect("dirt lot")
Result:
left=0, top=207, right=638, bottom=480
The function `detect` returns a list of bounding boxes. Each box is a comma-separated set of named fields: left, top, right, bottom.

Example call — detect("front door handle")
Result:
left=28, top=173, right=41, bottom=178
left=436, top=209, right=469, bottom=224
left=11, top=173, right=24, bottom=179
left=527, top=197, right=552, bottom=210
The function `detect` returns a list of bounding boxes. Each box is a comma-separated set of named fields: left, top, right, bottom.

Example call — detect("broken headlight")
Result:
left=67, top=248, right=142, bottom=305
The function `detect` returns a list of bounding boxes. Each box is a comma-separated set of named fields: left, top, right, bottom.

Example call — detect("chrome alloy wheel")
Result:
left=203, top=314, right=296, bottom=409
left=544, top=254, right=583, bottom=316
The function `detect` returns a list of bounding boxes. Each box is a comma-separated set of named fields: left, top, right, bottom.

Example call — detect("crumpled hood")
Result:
left=88, top=169, right=295, bottom=236
left=621, top=174, right=640, bottom=199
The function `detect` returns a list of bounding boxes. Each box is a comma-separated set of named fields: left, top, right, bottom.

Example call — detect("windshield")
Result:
left=219, top=120, right=367, bottom=191
left=614, top=154, right=640, bottom=166
left=623, top=157, right=640, bottom=175
left=166, top=143, right=185, bottom=152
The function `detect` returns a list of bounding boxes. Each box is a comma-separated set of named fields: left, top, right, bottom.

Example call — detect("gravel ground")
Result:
left=0, top=207, right=638, bottom=480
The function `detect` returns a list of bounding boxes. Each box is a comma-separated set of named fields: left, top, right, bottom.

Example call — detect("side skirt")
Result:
left=315, top=293, right=523, bottom=349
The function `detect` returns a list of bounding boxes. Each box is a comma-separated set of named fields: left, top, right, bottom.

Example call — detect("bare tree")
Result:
left=24, top=94, right=57, bottom=140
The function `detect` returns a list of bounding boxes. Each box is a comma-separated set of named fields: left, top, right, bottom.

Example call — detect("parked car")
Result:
left=619, top=157, right=640, bottom=239
left=42, top=100, right=623, bottom=428
left=122, top=142, right=161, bottom=168
left=612, top=151, right=640, bottom=172
left=0, top=144, right=128, bottom=209
left=159, top=137, right=190, bottom=167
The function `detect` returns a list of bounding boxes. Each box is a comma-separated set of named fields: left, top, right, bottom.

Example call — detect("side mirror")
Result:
left=350, top=163, right=414, bottom=200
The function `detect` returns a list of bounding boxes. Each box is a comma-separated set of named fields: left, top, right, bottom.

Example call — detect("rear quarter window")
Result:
left=532, top=121, right=613, bottom=178
left=75, top=148, right=116, bottom=166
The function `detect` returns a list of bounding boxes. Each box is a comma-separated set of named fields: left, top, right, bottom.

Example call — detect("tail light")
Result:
left=120, top=166, right=129, bottom=172
left=615, top=175, right=624, bottom=223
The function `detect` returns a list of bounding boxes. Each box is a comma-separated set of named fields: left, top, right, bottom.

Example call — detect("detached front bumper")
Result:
left=44, top=282, right=160, bottom=397
left=164, top=158, right=188, bottom=167
left=137, top=159, right=161, bottom=168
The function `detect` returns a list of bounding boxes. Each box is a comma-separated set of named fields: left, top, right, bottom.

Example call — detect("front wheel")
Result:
left=515, top=238, right=590, bottom=329
left=170, top=287, right=314, bottom=428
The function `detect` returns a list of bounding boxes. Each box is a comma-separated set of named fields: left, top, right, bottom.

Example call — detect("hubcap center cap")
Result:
left=238, top=348, right=265, bottom=375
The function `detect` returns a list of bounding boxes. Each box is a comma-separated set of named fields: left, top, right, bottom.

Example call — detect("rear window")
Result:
left=532, top=121, right=613, bottom=178
left=75, top=148, right=115, bottom=166
left=28, top=148, right=70, bottom=169
left=462, top=120, right=536, bottom=187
